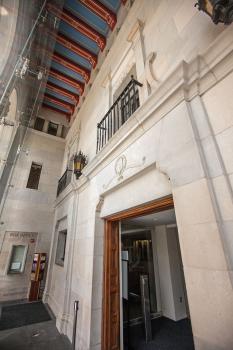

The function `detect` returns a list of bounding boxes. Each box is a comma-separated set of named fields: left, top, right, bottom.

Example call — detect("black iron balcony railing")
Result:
left=96, top=76, right=143, bottom=152
left=57, top=168, right=72, bottom=197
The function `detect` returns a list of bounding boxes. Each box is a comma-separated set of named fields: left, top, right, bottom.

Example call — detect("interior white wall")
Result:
left=154, top=225, right=187, bottom=321
left=166, top=226, right=187, bottom=320
left=151, top=229, right=162, bottom=313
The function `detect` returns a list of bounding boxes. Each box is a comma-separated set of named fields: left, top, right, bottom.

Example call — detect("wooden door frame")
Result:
left=101, top=195, right=174, bottom=350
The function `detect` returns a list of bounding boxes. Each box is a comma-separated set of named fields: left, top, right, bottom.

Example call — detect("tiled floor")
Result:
left=0, top=319, right=71, bottom=350
left=0, top=300, right=71, bottom=350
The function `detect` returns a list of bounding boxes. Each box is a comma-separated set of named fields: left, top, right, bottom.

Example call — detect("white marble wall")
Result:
left=155, top=225, right=187, bottom=321
left=0, top=129, right=65, bottom=301
left=46, top=1, right=233, bottom=350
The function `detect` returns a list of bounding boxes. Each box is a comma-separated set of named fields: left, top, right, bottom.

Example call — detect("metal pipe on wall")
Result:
left=72, top=300, right=79, bottom=350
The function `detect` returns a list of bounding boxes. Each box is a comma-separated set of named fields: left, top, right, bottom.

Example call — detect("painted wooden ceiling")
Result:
left=43, top=0, right=127, bottom=120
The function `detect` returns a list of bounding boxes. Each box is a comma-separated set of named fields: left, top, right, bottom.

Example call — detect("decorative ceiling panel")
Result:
left=43, top=0, right=126, bottom=120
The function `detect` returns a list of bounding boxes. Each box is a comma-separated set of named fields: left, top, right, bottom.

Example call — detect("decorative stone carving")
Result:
left=96, top=196, right=104, bottom=213
left=145, top=52, right=158, bottom=89
left=115, top=155, right=127, bottom=180
left=127, top=19, right=144, bottom=47
left=103, top=155, right=146, bottom=190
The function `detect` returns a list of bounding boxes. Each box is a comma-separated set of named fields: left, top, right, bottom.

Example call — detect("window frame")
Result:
left=55, top=230, right=67, bottom=267
left=7, top=244, right=28, bottom=275
left=47, top=121, right=58, bottom=136
left=26, top=161, right=42, bottom=190
left=34, top=117, right=45, bottom=132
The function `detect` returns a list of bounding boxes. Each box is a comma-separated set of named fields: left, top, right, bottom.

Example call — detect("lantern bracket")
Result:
left=73, top=151, right=88, bottom=179
left=195, top=0, right=233, bottom=24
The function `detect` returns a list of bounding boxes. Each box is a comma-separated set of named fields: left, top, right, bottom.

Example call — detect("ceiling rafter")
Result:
left=56, top=33, right=98, bottom=68
left=44, top=94, right=75, bottom=113
left=53, top=53, right=91, bottom=83
left=49, top=69, right=85, bottom=95
left=79, top=0, right=117, bottom=30
left=44, top=0, right=127, bottom=121
left=47, top=3, right=106, bottom=51
left=46, top=82, right=79, bottom=105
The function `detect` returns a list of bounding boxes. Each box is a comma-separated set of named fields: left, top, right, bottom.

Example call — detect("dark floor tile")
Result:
left=0, top=319, right=71, bottom=350
left=124, top=317, right=195, bottom=350
left=0, top=302, right=51, bottom=331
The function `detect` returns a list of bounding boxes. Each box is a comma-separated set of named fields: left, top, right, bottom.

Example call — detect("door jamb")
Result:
left=101, top=195, right=174, bottom=350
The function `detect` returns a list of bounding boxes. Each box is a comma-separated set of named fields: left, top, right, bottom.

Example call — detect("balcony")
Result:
left=56, top=169, right=72, bottom=197
left=96, top=77, right=142, bottom=152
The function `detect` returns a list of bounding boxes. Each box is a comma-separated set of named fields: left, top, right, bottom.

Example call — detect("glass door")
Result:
left=121, top=230, right=157, bottom=324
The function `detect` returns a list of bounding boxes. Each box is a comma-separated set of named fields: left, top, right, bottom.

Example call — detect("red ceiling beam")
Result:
left=47, top=3, right=106, bottom=51
left=56, top=33, right=98, bottom=68
left=42, top=103, right=71, bottom=119
left=49, top=69, right=85, bottom=95
left=46, top=82, right=79, bottom=105
left=53, top=53, right=90, bottom=83
left=79, top=0, right=117, bottom=30
left=44, top=94, right=75, bottom=114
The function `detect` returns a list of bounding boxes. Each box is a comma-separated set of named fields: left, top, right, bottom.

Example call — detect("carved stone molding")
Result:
left=145, top=52, right=158, bottom=89
left=96, top=196, right=104, bottom=213
left=127, top=19, right=144, bottom=45
left=102, top=155, right=146, bottom=191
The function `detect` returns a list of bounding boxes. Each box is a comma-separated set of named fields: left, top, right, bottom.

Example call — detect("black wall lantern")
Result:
left=73, top=151, right=87, bottom=179
left=195, top=0, right=233, bottom=24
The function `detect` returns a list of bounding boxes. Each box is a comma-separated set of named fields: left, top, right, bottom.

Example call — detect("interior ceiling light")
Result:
left=195, top=0, right=233, bottom=24
left=0, top=6, right=9, bottom=16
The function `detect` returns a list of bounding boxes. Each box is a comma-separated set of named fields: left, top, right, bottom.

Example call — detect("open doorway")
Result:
left=102, top=196, right=194, bottom=350
left=120, top=209, right=194, bottom=350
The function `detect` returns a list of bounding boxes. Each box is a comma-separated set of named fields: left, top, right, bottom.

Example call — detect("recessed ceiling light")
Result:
left=0, top=6, right=9, bottom=16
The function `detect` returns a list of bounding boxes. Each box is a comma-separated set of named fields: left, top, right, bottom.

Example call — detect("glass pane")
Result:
left=55, top=230, right=67, bottom=266
left=8, top=245, right=26, bottom=273
left=48, top=122, right=58, bottom=136
left=34, top=117, right=45, bottom=131
left=121, top=230, right=157, bottom=321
